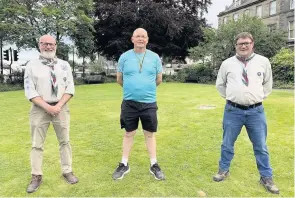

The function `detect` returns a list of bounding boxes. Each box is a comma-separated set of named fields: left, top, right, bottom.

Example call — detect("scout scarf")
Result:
left=39, top=55, right=58, bottom=96
left=236, top=53, right=255, bottom=86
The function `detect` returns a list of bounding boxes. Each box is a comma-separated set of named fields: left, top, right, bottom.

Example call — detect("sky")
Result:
left=205, top=0, right=233, bottom=28
left=12, top=0, right=234, bottom=63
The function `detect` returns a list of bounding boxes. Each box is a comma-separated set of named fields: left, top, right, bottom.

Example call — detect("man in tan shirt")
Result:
left=214, top=32, right=279, bottom=194
left=24, top=35, right=78, bottom=193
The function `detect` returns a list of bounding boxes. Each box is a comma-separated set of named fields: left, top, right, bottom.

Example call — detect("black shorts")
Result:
left=120, top=100, right=158, bottom=132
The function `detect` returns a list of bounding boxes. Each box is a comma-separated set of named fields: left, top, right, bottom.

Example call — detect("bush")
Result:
left=74, top=78, right=86, bottom=85
left=271, top=48, right=294, bottom=83
left=0, top=83, right=23, bottom=92
left=175, top=63, right=216, bottom=83
left=162, top=74, right=178, bottom=82
left=273, top=81, right=294, bottom=89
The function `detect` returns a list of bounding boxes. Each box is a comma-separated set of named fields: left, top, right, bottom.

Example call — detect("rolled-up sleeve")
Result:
left=263, top=59, right=273, bottom=98
left=65, top=63, right=75, bottom=96
left=216, top=62, right=227, bottom=98
left=24, top=62, right=39, bottom=100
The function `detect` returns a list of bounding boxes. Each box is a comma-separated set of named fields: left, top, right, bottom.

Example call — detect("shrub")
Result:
left=0, top=83, right=23, bottom=92
left=271, top=48, right=294, bottom=83
left=162, top=74, right=178, bottom=82
left=175, top=63, right=216, bottom=83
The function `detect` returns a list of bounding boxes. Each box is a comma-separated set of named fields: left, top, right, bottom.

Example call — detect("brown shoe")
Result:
left=213, top=170, right=230, bottom=182
left=62, top=172, right=79, bottom=184
left=26, top=174, right=42, bottom=193
left=260, top=177, right=280, bottom=194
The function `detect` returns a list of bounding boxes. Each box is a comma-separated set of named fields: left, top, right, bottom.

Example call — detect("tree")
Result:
left=1, top=0, right=93, bottom=59
left=189, top=16, right=287, bottom=70
left=271, top=48, right=294, bottom=83
left=93, top=0, right=211, bottom=61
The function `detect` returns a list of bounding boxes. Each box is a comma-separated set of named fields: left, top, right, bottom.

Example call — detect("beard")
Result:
left=41, top=51, right=56, bottom=59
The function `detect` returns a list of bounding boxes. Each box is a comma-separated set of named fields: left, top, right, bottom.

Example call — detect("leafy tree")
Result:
left=189, top=16, right=287, bottom=70
left=271, top=48, right=294, bottom=83
left=1, top=0, right=93, bottom=59
left=93, top=0, right=211, bottom=61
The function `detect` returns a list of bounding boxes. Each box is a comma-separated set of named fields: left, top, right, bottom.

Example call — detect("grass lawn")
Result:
left=0, top=83, right=293, bottom=197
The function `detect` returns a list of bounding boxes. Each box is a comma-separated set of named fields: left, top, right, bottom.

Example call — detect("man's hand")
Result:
left=46, top=105, right=61, bottom=116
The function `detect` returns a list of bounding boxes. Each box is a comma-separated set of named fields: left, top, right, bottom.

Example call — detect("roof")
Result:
left=218, top=0, right=265, bottom=17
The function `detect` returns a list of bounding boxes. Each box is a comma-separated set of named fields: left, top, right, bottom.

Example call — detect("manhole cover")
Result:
left=197, top=105, right=216, bottom=110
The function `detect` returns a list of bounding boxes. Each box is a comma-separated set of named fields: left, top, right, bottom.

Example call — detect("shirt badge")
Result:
left=61, top=65, right=68, bottom=71
left=257, top=72, right=261, bottom=76
left=63, top=77, right=67, bottom=82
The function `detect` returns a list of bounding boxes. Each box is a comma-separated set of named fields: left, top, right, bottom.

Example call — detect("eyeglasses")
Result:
left=236, top=42, right=252, bottom=47
left=40, top=42, right=56, bottom=47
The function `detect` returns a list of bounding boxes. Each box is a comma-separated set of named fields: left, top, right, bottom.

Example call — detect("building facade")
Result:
left=218, top=0, right=294, bottom=47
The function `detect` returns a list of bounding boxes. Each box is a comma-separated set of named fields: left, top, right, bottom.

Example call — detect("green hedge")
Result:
left=271, top=48, right=294, bottom=83
left=175, top=63, right=216, bottom=83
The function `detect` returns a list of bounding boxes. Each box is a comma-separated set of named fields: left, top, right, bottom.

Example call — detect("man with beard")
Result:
left=24, top=35, right=78, bottom=193
left=214, top=32, right=279, bottom=194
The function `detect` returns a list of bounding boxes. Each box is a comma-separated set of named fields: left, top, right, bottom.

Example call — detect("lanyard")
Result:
left=134, top=50, right=146, bottom=73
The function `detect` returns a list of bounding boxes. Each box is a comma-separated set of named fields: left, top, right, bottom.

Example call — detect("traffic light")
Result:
left=13, top=50, right=19, bottom=61
left=3, top=50, right=9, bottom=61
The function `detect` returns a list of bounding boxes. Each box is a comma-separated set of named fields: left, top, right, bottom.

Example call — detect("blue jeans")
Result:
left=219, top=103, right=273, bottom=177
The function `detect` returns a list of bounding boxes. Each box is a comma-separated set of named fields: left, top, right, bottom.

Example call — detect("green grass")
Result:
left=0, top=83, right=293, bottom=197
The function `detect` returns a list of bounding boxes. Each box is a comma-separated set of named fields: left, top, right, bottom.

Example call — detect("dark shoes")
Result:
left=150, top=163, right=165, bottom=180
left=213, top=170, right=230, bottom=182
left=260, top=177, right=279, bottom=194
left=26, top=174, right=42, bottom=193
left=112, top=163, right=130, bottom=180
left=62, top=172, right=79, bottom=184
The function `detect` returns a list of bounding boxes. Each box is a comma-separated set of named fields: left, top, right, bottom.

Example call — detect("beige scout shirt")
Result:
left=24, top=58, right=75, bottom=103
left=216, top=53, right=272, bottom=106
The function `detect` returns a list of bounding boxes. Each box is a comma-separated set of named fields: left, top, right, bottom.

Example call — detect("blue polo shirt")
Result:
left=118, top=49, right=162, bottom=103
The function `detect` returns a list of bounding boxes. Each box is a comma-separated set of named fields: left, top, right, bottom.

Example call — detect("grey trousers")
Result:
left=29, top=104, right=72, bottom=175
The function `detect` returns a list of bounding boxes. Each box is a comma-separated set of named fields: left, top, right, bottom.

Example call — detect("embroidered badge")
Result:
left=63, top=77, right=67, bottom=82
left=61, top=65, right=68, bottom=71
left=257, top=72, right=261, bottom=76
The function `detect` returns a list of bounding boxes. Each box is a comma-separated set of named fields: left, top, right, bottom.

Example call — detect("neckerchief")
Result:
left=39, top=55, right=58, bottom=96
left=236, top=53, right=255, bottom=86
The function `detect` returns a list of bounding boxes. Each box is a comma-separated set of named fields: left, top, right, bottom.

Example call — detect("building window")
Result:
left=244, top=9, right=250, bottom=16
left=233, top=13, right=239, bottom=21
left=291, top=0, right=294, bottom=9
left=234, top=0, right=241, bottom=7
left=223, top=17, right=227, bottom=24
left=256, top=5, right=262, bottom=18
left=268, top=24, right=277, bottom=32
left=289, top=21, right=294, bottom=39
left=270, top=1, right=276, bottom=16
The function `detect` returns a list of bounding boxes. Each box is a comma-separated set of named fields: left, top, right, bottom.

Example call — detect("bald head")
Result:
left=39, top=35, right=57, bottom=59
left=132, top=28, right=148, bottom=37
left=131, top=28, right=149, bottom=52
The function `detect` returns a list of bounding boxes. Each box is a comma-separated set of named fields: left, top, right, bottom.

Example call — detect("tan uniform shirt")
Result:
left=216, top=53, right=272, bottom=105
left=24, top=58, right=75, bottom=103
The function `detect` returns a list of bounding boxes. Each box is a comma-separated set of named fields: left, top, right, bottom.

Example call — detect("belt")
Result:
left=47, top=102, right=58, bottom=106
left=227, top=100, right=262, bottom=110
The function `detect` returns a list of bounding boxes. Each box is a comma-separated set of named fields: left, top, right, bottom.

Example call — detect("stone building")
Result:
left=218, top=0, right=294, bottom=47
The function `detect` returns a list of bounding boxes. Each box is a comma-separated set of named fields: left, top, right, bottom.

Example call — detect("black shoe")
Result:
left=112, top=163, right=130, bottom=180
left=26, top=174, right=42, bottom=193
left=260, top=177, right=279, bottom=194
left=150, top=163, right=165, bottom=180
left=213, top=170, right=230, bottom=182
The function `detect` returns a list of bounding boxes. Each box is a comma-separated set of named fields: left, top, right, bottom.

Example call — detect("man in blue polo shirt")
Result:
left=112, top=28, right=165, bottom=181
